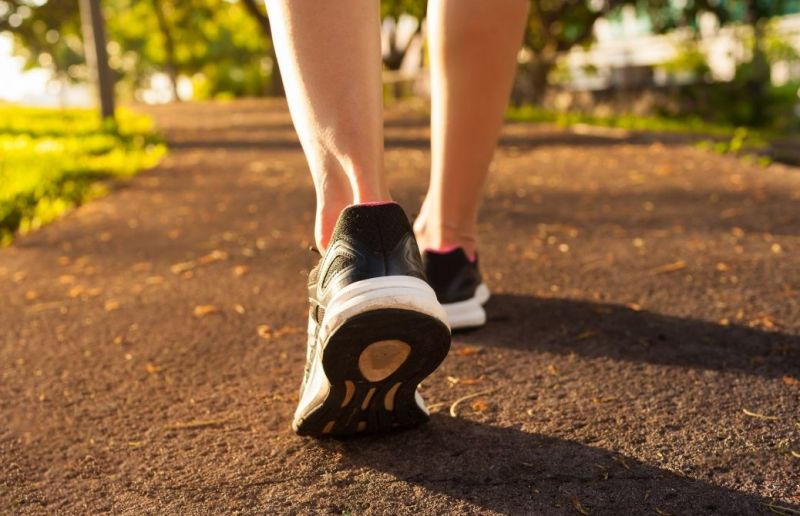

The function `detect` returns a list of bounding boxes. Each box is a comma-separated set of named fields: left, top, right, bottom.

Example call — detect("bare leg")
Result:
left=415, top=0, right=529, bottom=258
left=265, top=0, right=388, bottom=252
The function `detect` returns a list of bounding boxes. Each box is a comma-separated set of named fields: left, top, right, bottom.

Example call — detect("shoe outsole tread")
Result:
left=294, top=308, right=451, bottom=438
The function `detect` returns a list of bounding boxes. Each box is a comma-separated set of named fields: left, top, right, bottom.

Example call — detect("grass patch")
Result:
left=0, top=105, right=166, bottom=245
left=506, top=104, right=771, bottom=138
left=506, top=105, right=774, bottom=163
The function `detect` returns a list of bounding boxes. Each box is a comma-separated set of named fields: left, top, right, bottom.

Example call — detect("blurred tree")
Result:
left=150, top=0, right=180, bottom=100
left=239, top=0, right=283, bottom=96
left=521, top=0, right=792, bottom=102
left=523, top=1, right=704, bottom=101
left=740, top=0, right=790, bottom=125
left=79, top=0, right=115, bottom=119
left=381, top=0, right=426, bottom=19
left=0, top=0, right=278, bottom=100
left=523, top=0, right=610, bottom=102
left=1, top=0, right=793, bottom=110
left=0, top=0, right=84, bottom=87
left=106, top=0, right=271, bottom=99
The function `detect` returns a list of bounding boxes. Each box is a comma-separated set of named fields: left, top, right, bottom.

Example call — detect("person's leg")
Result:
left=415, top=0, right=529, bottom=258
left=265, top=0, right=388, bottom=252
left=267, top=1, right=451, bottom=438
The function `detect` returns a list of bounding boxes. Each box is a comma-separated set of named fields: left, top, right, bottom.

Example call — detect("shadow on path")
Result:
left=333, top=415, right=792, bottom=514
left=163, top=130, right=684, bottom=153
left=480, top=189, right=800, bottom=237
left=468, top=294, right=800, bottom=379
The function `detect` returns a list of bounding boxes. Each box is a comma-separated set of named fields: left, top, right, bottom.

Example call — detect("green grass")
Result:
left=0, top=105, right=166, bottom=245
left=506, top=104, right=773, bottom=162
left=506, top=104, right=770, bottom=137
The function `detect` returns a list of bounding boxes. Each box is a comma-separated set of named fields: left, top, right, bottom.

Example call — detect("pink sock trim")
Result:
left=424, top=245, right=477, bottom=262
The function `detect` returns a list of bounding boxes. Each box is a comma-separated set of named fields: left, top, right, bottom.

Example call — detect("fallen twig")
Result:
left=164, top=418, right=228, bottom=430
left=449, top=388, right=499, bottom=417
left=742, top=408, right=779, bottom=420
left=763, top=502, right=800, bottom=515
left=650, top=260, right=687, bottom=274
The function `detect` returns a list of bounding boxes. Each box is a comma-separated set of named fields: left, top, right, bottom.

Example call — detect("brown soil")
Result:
left=1, top=99, right=798, bottom=514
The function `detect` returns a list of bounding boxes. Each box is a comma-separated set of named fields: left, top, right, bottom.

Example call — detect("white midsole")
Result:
left=318, top=276, right=448, bottom=346
left=294, top=276, right=447, bottom=426
left=442, top=283, right=491, bottom=330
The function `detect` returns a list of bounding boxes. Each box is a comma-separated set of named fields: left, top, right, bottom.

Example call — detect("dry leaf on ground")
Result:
left=651, top=260, right=687, bottom=274
left=193, top=305, right=220, bottom=318
left=197, top=249, right=228, bottom=265
left=471, top=400, right=489, bottom=412
left=783, top=376, right=800, bottom=386
left=453, top=346, right=482, bottom=357
left=257, top=325, right=272, bottom=339
left=145, top=276, right=165, bottom=285
left=257, top=325, right=301, bottom=339
left=570, top=496, right=590, bottom=515
left=170, top=261, right=195, bottom=275
left=171, top=250, right=228, bottom=274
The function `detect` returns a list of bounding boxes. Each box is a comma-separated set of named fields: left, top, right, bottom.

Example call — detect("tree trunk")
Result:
left=239, top=0, right=284, bottom=97
left=267, top=43, right=284, bottom=97
left=151, top=0, right=181, bottom=102
left=523, top=53, right=555, bottom=104
left=78, top=0, right=115, bottom=121
left=746, top=4, right=770, bottom=126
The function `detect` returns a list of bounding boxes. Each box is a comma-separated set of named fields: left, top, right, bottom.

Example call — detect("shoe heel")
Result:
left=295, top=306, right=450, bottom=437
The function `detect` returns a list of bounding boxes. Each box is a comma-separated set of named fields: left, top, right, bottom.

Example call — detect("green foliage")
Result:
left=111, top=0, right=272, bottom=98
left=507, top=104, right=758, bottom=136
left=658, top=40, right=710, bottom=80
left=380, top=0, right=426, bottom=19
left=766, top=81, right=800, bottom=132
left=0, top=105, right=165, bottom=244
left=507, top=104, right=773, bottom=163
left=764, top=18, right=800, bottom=64
left=698, top=70, right=799, bottom=130
left=0, top=0, right=272, bottom=99
left=695, top=128, right=772, bottom=166
left=0, top=0, right=429, bottom=99
left=0, top=0, right=84, bottom=82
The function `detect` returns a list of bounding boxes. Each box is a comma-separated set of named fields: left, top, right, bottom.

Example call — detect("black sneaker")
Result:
left=294, top=203, right=451, bottom=437
left=422, top=248, right=490, bottom=329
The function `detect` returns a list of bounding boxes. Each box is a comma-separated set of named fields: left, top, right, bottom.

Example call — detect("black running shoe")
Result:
left=422, top=248, right=490, bottom=329
left=294, top=203, right=451, bottom=437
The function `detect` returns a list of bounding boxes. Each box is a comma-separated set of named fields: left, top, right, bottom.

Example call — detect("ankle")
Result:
left=316, top=206, right=343, bottom=253
left=315, top=186, right=350, bottom=252
left=351, top=180, right=391, bottom=206
left=310, top=155, right=392, bottom=251
left=413, top=218, right=478, bottom=260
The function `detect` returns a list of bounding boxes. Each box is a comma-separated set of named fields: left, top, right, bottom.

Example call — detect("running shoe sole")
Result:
left=294, top=277, right=450, bottom=437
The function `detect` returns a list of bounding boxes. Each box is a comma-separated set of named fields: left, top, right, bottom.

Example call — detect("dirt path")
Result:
left=2, top=99, right=798, bottom=514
